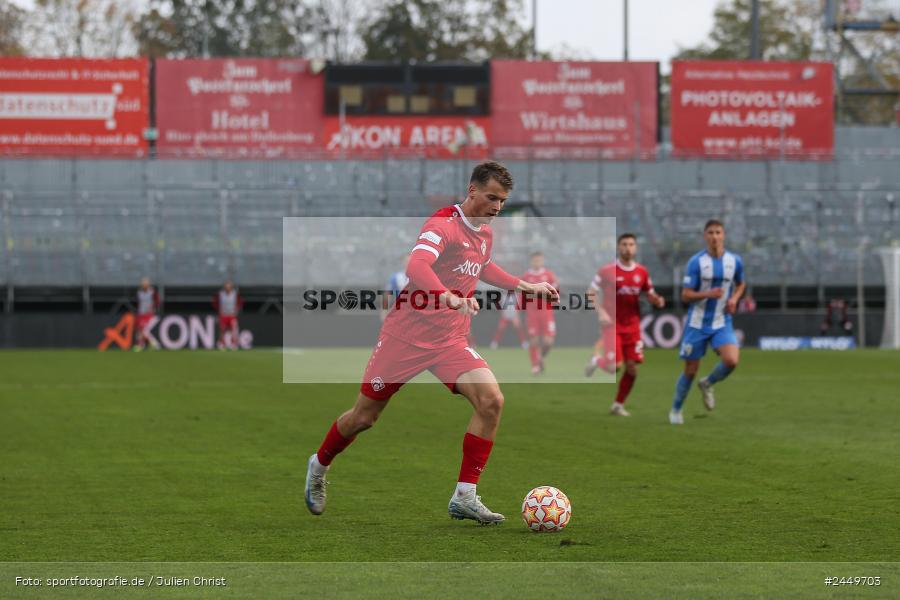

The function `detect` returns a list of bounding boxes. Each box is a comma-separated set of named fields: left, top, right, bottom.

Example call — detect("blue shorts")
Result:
left=679, top=326, right=738, bottom=361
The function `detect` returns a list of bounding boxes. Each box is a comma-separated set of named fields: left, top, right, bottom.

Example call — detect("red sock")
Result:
left=316, top=421, right=355, bottom=466
left=458, top=432, right=494, bottom=484
left=516, top=325, right=527, bottom=345
left=492, top=320, right=507, bottom=345
left=615, top=372, right=636, bottom=405
left=529, top=345, right=541, bottom=367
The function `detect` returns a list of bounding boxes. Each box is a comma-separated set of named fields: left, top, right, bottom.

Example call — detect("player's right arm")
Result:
left=680, top=256, right=722, bottom=304
left=407, top=222, right=479, bottom=315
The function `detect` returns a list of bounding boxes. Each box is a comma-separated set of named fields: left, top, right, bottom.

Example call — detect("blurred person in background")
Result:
left=520, top=251, right=559, bottom=375
left=134, top=277, right=160, bottom=351
left=820, top=298, right=852, bottom=335
left=381, top=257, right=411, bottom=322
left=214, top=279, right=243, bottom=350
left=489, top=290, right=528, bottom=350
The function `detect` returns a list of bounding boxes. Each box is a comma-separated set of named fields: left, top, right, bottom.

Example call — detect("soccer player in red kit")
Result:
left=585, top=234, right=665, bottom=416
left=489, top=291, right=528, bottom=350
left=304, top=162, right=558, bottom=524
left=520, top=252, right=560, bottom=374
left=213, top=280, right=243, bottom=350
left=134, top=277, right=159, bottom=351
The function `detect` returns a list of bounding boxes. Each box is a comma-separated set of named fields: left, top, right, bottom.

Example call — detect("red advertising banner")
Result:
left=670, top=61, right=834, bottom=159
left=156, top=58, right=322, bottom=157
left=323, top=116, right=491, bottom=159
left=0, top=58, right=149, bottom=157
left=491, top=61, right=658, bottom=158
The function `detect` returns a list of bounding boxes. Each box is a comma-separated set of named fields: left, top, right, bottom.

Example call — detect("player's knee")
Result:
left=477, top=389, right=504, bottom=418
left=723, top=357, right=739, bottom=370
left=625, top=364, right=638, bottom=377
left=684, top=363, right=700, bottom=377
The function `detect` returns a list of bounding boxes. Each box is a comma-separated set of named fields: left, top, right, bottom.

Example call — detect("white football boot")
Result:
left=448, top=489, right=505, bottom=525
left=698, top=378, right=716, bottom=411
left=668, top=409, right=684, bottom=425
left=610, top=402, right=631, bottom=417
left=584, top=356, right=598, bottom=378
left=304, top=454, right=328, bottom=515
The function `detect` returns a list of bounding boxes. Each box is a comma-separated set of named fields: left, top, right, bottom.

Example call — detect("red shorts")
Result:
left=500, top=310, right=520, bottom=324
left=136, top=313, right=154, bottom=332
left=360, top=332, right=490, bottom=401
left=601, top=328, right=644, bottom=365
left=219, top=315, right=237, bottom=330
left=525, top=311, right=556, bottom=338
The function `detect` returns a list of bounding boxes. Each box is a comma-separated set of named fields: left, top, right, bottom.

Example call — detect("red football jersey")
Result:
left=381, top=205, right=493, bottom=349
left=520, top=268, right=559, bottom=311
left=591, top=260, right=654, bottom=333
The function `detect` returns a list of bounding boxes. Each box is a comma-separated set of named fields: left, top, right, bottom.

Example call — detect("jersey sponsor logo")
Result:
left=617, top=285, right=642, bottom=296
left=419, top=231, right=442, bottom=245
left=453, top=259, right=482, bottom=277
left=370, top=376, right=386, bottom=391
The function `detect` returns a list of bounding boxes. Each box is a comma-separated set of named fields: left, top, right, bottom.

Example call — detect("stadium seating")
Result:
left=0, top=128, right=896, bottom=292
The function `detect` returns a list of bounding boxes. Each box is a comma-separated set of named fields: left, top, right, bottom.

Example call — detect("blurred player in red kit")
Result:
left=489, top=291, right=528, bottom=350
left=520, top=252, right=559, bottom=374
left=213, top=279, right=243, bottom=350
left=585, top=234, right=665, bottom=416
left=134, top=277, right=159, bottom=351
left=304, top=162, right=558, bottom=524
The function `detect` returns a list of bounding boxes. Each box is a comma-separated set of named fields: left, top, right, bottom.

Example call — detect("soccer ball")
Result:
left=521, top=486, right=572, bottom=532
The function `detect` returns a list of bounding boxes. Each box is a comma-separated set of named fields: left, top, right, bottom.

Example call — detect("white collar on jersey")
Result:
left=616, top=259, right=637, bottom=272
left=527, top=267, right=546, bottom=275
left=702, top=249, right=728, bottom=260
left=454, top=204, right=482, bottom=232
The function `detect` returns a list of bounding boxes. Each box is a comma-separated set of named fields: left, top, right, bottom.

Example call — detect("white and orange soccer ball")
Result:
left=521, top=486, right=572, bottom=532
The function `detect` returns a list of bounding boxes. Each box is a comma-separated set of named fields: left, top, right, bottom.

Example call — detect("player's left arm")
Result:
left=725, top=257, right=746, bottom=315
left=643, top=271, right=666, bottom=309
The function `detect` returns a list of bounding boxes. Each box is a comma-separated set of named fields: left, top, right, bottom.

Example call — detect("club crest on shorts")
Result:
left=371, top=377, right=385, bottom=391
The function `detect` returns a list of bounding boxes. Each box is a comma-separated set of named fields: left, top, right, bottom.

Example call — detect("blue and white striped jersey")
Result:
left=683, top=250, right=744, bottom=332
left=387, top=270, right=410, bottom=300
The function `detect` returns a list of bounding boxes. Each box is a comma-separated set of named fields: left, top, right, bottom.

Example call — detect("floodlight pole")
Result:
left=532, top=0, right=538, bottom=59
left=750, top=0, right=761, bottom=59
left=623, top=0, right=629, bottom=61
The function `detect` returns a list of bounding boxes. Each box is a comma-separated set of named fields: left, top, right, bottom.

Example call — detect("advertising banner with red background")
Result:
left=0, top=58, right=148, bottom=157
left=156, top=58, right=322, bottom=158
left=671, top=61, right=834, bottom=159
left=323, top=116, right=491, bottom=159
left=491, top=61, right=658, bottom=158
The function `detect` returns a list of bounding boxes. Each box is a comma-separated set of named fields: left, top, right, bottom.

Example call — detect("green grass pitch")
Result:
left=1, top=348, right=898, bottom=598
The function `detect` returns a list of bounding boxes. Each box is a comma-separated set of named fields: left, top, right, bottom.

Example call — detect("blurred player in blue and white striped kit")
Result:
left=670, top=220, right=746, bottom=424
